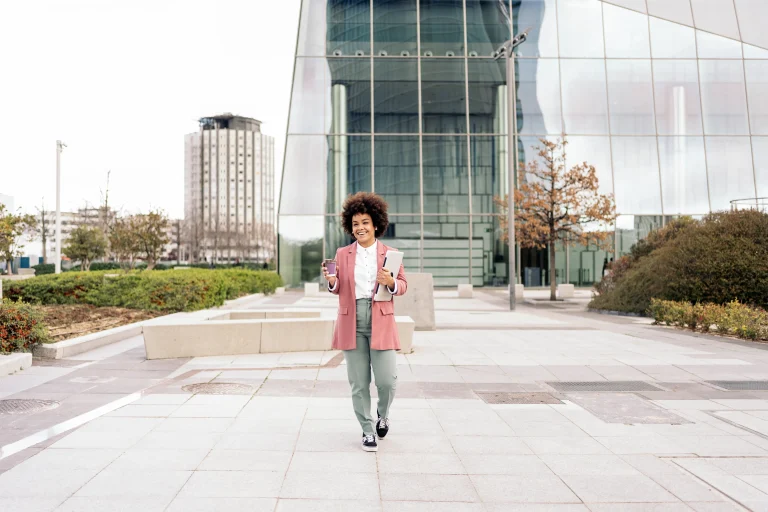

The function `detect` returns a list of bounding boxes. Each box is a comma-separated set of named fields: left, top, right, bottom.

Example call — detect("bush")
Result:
left=0, top=299, right=51, bottom=353
left=3, top=269, right=284, bottom=313
left=649, top=298, right=768, bottom=341
left=591, top=211, right=768, bottom=314
left=68, top=262, right=122, bottom=272
left=32, top=263, right=55, bottom=275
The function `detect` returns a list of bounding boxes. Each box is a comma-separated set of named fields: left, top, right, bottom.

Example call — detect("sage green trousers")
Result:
left=343, top=298, right=398, bottom=435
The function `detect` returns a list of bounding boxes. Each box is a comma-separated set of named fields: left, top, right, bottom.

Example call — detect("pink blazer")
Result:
left=328, top=241, right=407, bottom=351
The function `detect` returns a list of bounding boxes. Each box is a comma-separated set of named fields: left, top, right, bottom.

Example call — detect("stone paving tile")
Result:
left=483, top=506, right=589, bottom=512
left=469, top=474, right=580, bottom=503
left=216, top=432, right=298, bottom=451
left=277, top=499, right=382, bottom=512
left=380, top=474, right=479, bottom=502
left=686, top=503, right=747, bottom=512
left=0, top=466, right=101, bottom=498
left=73, top=468, right=192, bottom=499
left=0, top=497, right=63, bottom=512
left=377, top=452, right=465, bottom=474
left=290, top=451, right=378, bottom=473
left=538, top=454, right=642, bottom=476
left=55, top=496, right=174, bottom=512
left=459, top=454, right=554, bottom=476
left=132, top=393, right=192, bottom=405
left=585, top=504, right=693, bottom=511
left=106, top=404, right=181, bottom=417
left=133, top=431, right=223, bottom=451
left=522, top=436, right=612, bottom=455
left=154, top=417, right=234, bottom=433
left=382, top=503, right=484, bottom=512
left=199, top=449, right=294, bottom=472
left=108, top=448, right=210, bottom=471
left=281, top=471, right=380, bottom=500
left=449, top=435, right=533, bottom=455
left=11, top=447, right=122, bottom=472
left=166, top=497, right=278, bottom=512
left=178, top=470, right=283, bottom=498
left=560, top=474, right=679, bottom=503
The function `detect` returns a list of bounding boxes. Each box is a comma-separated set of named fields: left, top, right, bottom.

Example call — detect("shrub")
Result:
left=3, top=269, right=284, bottom=313
left=0, top=299, right=50, bottom=353
left=68, top=262, right=122, bottom=272
left=32, top=263, right=55, bottom=275
left=591, top=211, right=768, bottom=314
left=648, top=298, right=768, bottom=342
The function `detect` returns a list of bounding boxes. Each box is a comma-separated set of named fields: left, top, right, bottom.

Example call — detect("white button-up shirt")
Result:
left=328, top=241, right=397, bottom=297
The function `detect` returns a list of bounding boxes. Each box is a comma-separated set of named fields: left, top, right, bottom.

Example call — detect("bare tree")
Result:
left=35, top=198, right=53, bottom=264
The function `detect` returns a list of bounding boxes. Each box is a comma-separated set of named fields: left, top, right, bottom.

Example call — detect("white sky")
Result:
left=0, top=0, right=301, bottom=219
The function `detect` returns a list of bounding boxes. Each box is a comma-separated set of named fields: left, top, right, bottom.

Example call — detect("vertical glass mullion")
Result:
left=463, top=0, right=473, bottom=284
left=417, top=0, right=425, bottom=272
left=370, top=0, right=375, bottom=193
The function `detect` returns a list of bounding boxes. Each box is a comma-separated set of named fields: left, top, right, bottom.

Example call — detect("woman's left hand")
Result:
left=377, top=269, right=395, bottom=288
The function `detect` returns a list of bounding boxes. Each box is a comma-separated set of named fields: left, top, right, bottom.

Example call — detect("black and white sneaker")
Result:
left=362, top=433, right=378, bottom=452
left=376, top=411, right=390, bottom=439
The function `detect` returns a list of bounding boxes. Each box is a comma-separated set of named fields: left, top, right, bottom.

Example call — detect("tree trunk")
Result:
left=549, top=242, right=557, bottom=301
left=147, top=260, right=156, bottom=271
left=84, top=259, right=91, bottom=272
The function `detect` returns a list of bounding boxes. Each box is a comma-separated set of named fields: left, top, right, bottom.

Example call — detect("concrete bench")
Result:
left=304, top=282, right=320, bottom=297
left=515, top=284, right=525, bottom=300
left=458, top=283, right=473, bottom=298
left=396, top=316, right=415, bottom=354
left=558, top=284, right=575, bottom=299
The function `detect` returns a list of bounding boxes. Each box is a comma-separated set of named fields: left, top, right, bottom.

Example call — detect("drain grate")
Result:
left=707, top=381, right=768, bottom=391
left=476, top=392, right=563, bottom=405
left=547, top=381, right=664, bottom=392
left=181, top=382, right=254, bottom=395
left=0, top=399, right=60, bottom=415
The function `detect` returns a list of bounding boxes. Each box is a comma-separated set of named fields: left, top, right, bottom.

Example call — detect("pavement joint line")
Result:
left=669, top=457, right=755, bottom=509
left=0, top=391, right=142, bottom=460
left=704, top=410, right=768, bottom=440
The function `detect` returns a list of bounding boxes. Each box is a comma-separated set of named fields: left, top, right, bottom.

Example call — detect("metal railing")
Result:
left=730, top=197, right=768, bottom=212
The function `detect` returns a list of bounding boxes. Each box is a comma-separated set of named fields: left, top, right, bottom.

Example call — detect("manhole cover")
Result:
left=181, top=382, right=254, bottom=395
left=476, top=392, right=563, bottom=405
left=707, top=381, right=768, bottom=391
left=0, top=399, right=60, bottom=415
left=547, top=381, right=663, bottom=392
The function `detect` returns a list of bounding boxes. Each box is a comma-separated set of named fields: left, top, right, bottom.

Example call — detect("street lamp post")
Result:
left=55, top=140, right=66, bottom=274
left=494, top=28, right=529, bottom=311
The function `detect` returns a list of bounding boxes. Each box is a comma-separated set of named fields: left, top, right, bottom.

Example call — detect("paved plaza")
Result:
left=2, top=289, right=768, bottom=510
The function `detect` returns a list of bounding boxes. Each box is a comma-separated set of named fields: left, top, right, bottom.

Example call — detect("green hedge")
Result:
left=32, top=263, right=55, bottom=275
left=0, top=299, right=51, bottom=353
left=648, top=298, right=768, bottom=341
left=3, top=269, right=283, bottom=313
left=590, top=211, right=768, bottom=315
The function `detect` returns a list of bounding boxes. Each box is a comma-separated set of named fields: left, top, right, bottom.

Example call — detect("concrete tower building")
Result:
left=185, top=114, right=275, bottom=263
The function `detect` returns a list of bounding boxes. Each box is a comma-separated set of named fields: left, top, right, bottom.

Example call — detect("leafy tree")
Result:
left=134, top=209, right=170, bottom=270
left=496, top=138, right=617, bottom=300
left=109, top=216, right=141, bottom=270
left=0, top=203, right=37, bottom=275
left=63, top=226, right=108, bottom=271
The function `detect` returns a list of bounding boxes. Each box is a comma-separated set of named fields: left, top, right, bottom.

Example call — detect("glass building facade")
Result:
left=278, top=0, right=768, bottom=287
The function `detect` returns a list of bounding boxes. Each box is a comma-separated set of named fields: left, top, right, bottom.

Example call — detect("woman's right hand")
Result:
left=322, top=264, right=337, bottom=288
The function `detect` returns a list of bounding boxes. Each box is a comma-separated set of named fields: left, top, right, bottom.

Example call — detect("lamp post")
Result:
left=494, top=28, right=529, bottom=311
left=55, top=140, right=66, bottom=274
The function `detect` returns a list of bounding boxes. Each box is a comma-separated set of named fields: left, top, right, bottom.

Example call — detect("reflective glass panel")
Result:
left=561, top=60, right=609, bottom=135
left=603, top=4, right=651, bottom=58
left=328, top=58, right=372, bottom=133
left=374, top=58, right=418, bottom=133
left=557, top=0, right=604, bottom=57
left=745, top=60, right=768, bottom=135
left=754, top=137, right=768, bottom=198
left=735, top=0, right=768, bottom=53
left=374, top=136, right=420, bottom=213
left=706, top=136, right=757, bottom=210
left=470, top=136, right=505, bottom=214
left=327, top=135, right=372, bottom=213
left=422, top=59, right=467, bottom=133
left=373, top=0, right=417, bottom=55
left=298, top=0, right=327, bottom=56
left=280, top=136, right=328, bottom=215
left=653, top=60, right=704, bottom=135
left=327, top=0, right=371, bottom=56
left=468, top=59, right=507, bottom=134
left=278, top=215, right=324, bottom=286
left=616, top=215, right=664, bottom=255
left=423, top=136, right=470, bottom=213
left=515, top=0, right=558, bottom=58
left=565, top=136, right=614, bottom=195
left=689, top=0, right=741, bottom=40
left=649, top=17, right=697, bottom=58
left=422, top=215, right=472, bottom=286
left=466, top=0, right=509, bottom=58
left=658, top=136, right=710, bottom=214
left=420, top=0, right=465, bottom=56
left=611, top=137, right=662, bottom=214
left=606, top=60, right=656, bottom=135
left=699, top=60, right=750, bottom=135
left=517, top=59, right=563, bottom=135
left=744, top=44, right=768, bottom=59
left=696, top=30, right=743, bottom=59
left=288, top=58, right=330, bottom=134
left=473, top=215, right=507, bottom=286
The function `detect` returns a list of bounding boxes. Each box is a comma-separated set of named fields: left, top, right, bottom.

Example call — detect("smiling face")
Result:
left=352, top=213, right=375, bottom=247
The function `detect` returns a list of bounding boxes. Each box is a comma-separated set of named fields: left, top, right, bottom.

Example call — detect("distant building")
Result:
left=184, top=113, right=276, bottom=264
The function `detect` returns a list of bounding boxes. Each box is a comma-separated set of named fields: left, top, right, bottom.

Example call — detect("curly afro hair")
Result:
left=341, top=192, right=389, bottom=238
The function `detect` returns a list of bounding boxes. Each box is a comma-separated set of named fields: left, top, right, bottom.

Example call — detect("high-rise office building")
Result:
left=278, top=0, right=768, bottom=287
left=185, top=114, right=276, bottom=263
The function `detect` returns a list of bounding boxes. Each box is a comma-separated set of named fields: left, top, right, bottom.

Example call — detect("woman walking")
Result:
left=323, top=192, right=407, bottom=452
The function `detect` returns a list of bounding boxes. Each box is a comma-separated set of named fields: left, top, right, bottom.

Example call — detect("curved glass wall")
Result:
left=279, top=0, right=767, bottom=287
